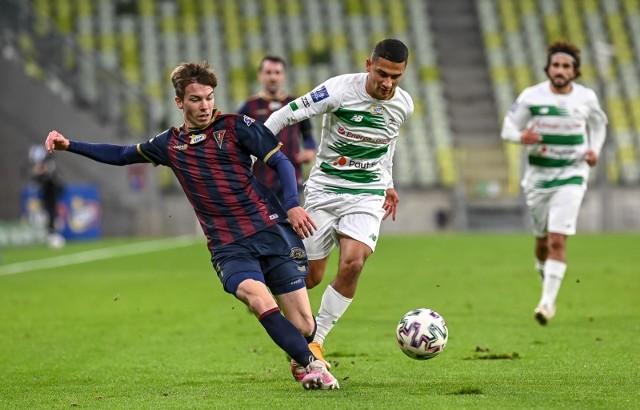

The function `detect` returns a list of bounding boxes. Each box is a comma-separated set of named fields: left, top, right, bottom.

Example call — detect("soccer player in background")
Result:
left=44, top=61, right=339, bottom=390
left=265, top=39, right=414, bottom=377
left=28, top=144, right=66, bottom=248
left=237, top=55, right=316, bottom=204
left=500, top=40, right=608, bottom=325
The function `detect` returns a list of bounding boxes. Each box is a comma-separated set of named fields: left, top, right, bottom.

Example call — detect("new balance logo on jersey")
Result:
left=350, top=115, right=364, bottom=122
left=370, top=233, right=378, bottom=242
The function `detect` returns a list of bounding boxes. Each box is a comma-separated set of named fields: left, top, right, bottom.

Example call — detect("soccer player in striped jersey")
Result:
left=265, top=39, right=414, bottom=373
left=45, top=61, right=339, bottom=389
left=237, top=55, right=316, bottom=204
left=500, top=40, right=608, bottom=325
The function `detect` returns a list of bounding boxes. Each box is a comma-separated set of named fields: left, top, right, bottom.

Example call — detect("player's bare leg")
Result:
left=305, top=257, right=329, bottom=289
left=235, top=279, right=279, bottom=315
left=534, top=236, right=549, bottom=279
left=331, top=236, right=372, bottom=298
left=276, top=288, right=316, bottom=336
left=312, top=236, right=372, bottom=362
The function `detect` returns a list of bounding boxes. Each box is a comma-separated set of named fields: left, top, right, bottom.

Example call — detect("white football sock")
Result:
left=539, top=259, right=566, bottom=308
left=313, top=285, right=352, bottom=345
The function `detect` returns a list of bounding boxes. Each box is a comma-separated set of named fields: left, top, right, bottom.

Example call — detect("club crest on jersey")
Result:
left=189, top=134, right=207, bottom=144
left=213, top=130, right=225, bottom=148
left=290, top=247, right=307, bottom=261
left=243, top=115, right=255, bottom=126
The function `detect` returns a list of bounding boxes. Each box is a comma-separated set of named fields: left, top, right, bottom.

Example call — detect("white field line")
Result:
left=0, top=236, right=202, bottom=277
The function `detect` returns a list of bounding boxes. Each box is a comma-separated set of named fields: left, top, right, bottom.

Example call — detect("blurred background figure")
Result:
left=237, top=55, right=316, bottom=204
left=500, top=40, right=608, bottom=325
left=28, top=144, right=65, bottom=248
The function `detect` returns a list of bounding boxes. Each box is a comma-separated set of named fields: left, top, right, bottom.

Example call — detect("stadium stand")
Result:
left=477, top=0, right=640, bottom=186
left=1, top=0, right=456, bottom=189
left=407, top=0, right=456, bottom=187
left=2, top=0, right=640, bottom=192
left=477, top=0, right=522, bottom=196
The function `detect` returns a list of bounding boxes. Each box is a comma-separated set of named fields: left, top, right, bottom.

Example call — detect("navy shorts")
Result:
left=211, top=222, right=309, bottom=295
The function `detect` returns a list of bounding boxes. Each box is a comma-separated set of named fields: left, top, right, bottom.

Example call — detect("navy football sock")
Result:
left=259, top=307, right=315, bottom=367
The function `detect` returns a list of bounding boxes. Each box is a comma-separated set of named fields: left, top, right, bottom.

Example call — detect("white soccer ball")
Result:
left=396, top=308, right=448, bottom=360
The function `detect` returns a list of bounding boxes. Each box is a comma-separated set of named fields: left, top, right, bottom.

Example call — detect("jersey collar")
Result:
left=182, top=109, right=220, bottom=133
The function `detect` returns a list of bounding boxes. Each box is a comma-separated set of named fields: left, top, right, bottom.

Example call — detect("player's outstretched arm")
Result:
left=267, top=151, right=317, bottom=237
left=45, top=130, right=146, bottom=166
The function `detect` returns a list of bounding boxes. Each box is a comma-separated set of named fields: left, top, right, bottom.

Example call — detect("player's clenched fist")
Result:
left=45, top=130, right=70, bottom=153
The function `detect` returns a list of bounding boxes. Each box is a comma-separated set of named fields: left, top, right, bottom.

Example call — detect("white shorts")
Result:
left=302, top=189, right=386, bottom=259
left=525, top=185, right=586, bottom=237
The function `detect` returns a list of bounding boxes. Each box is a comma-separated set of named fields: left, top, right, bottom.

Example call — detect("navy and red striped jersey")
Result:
left=137, top=110, right=287, bottom=251
left=237, top=94, right=314, bottom=197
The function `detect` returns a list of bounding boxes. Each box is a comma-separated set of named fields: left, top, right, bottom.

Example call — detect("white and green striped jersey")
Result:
left=501, top=80, right=608, bottom=192
left=265, top=73, right=413, bottom=195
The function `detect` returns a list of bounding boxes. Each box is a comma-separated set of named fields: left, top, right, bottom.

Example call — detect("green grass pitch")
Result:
left=1, top=233, right=638, bottom=409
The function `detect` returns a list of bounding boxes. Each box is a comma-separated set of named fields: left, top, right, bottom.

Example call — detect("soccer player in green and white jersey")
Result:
left=501, top=40, right=608, bottom=325
left=265, top=39, right=413, bottom=378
